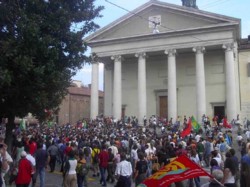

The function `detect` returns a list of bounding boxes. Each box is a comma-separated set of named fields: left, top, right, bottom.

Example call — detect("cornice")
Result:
left=95, top=38, right=234, bottom=58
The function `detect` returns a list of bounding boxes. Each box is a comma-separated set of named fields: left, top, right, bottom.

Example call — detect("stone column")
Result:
left=135, top=52, right=147, bottom=125
left=111, top=55, right=122, bottom=120
left=193, top=46, right=206, bottom=123
left=90, top=62, right=99, bottom=119
left=223, top=43, right=237, bottom=121
left=104, top=62, right=113, bottom=116
left=165, top=49, right=177, bottom=121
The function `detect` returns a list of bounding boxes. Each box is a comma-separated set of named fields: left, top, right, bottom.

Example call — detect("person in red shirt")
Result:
left=99, top=144, right=109, bottom=187
left=15, top=151, right=32, bottom=187
left=64, top=142, right=72, bottom=156
left=28, top=138, right=37, bottom=156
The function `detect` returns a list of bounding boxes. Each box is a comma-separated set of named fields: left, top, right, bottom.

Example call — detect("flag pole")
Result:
left=211, top=178, right=225, bottom=187
left=183, top=155, right=225, bottom=187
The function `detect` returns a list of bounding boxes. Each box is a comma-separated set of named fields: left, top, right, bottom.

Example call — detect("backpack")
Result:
left=197, top=142, right=204, bottom=153
left=76, top=160, right=88, bottom=176
left=219, top=143, right=227, bottom=152
left=85, top=155, right=92, bottom=169
left=138, top=160, right=148, bottom=174
left=63, top=160, right=70, bottom=178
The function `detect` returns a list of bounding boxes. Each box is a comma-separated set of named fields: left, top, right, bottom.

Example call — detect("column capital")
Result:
left=164, top=49, right=177, bottom=57
left=222, top=43, right=234, bottom=51
left=135, top=52, right=147, bottom=58
left=192, top=46, right=205, bottom=54
left=111, top=55, right=123, bottom=62
left=91, top=53, right=99, bottom=64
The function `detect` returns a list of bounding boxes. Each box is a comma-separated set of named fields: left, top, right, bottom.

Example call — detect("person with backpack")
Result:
left=81, top=146, right=91, bottom=187
left=63, top=150, right=77, bottom=187
left=134, top=151, right=148, bottom=186
left=106, top=148, right=115, bottom=184
left=91, top=144, right=100, bottom=177
left=76, top=151, right=87, bottom=187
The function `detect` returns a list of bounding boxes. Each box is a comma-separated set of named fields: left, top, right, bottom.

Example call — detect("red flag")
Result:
left=180, top=118, right=191, bottom=138
left=223, top=117, right=232, bottom=128
left=139, top=155, right=212, bottom=187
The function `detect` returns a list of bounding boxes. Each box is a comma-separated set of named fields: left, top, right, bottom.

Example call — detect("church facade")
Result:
left=86, top=0, right=243, bottom=124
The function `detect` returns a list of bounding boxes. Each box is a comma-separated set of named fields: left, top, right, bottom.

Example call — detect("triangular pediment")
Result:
left=86, top=0, right=240, bottom=44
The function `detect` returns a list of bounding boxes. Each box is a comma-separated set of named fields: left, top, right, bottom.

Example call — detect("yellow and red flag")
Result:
left=139, top=155, right=212, bottom=187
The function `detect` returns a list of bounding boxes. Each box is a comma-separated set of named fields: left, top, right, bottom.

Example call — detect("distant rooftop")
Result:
left=239, top=36, right=250, bottom=50
left=68, top=85, right=104, bottom=97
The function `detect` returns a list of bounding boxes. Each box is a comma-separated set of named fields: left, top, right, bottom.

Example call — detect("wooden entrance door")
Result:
left=214, top=106, right=225, bottom=122
left=159, top=96, right=168, bottom=118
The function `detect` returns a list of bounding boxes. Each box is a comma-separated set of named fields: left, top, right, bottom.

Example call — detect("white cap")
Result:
left=21, top=151, right=27, bottom=157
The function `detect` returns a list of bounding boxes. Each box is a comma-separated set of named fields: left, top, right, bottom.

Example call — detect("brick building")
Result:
left=57, top=81, right=104, bottom=125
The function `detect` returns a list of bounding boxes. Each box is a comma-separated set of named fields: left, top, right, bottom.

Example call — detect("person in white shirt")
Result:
left=115, top=152, right=132, bottom=187
left=212, top=149, right=223, bottom=168
left=245, top=130, right=250, bottom=139
left=130, top=144, right=138, bottom=172
left=145, top=143, right=156, bottom=176
left=63, top=150, right=77, bottom=187
left=189, top=149, right=201, bottom=187
left=0, top=137, right=13, bottom=187
left=195, top=134, right=201, bottom=143
left=237, top=133, right=243, bottom=146
left=109, top=142, right=118, bottom=156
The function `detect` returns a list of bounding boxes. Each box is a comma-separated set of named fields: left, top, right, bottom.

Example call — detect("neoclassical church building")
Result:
left=86, top=0, right=248, bottom=124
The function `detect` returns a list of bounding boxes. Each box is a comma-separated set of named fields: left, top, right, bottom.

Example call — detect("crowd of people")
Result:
left=0, top=115, right=250, bottom=187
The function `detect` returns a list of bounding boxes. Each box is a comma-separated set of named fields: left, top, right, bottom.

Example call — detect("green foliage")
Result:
left=0, top=0, right=104, bottom=120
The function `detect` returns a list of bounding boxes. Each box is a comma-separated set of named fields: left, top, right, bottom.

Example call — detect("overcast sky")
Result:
left=74, top=0, right=250, bottom=90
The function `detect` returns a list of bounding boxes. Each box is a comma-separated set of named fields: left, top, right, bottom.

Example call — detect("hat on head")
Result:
left=21, top=151, right=27, bottom=157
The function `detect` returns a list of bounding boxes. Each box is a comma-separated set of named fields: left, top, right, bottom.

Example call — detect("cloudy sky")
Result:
left=73, top=0, right=250, bottom=90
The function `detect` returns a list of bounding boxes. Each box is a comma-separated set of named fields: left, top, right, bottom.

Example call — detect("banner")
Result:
left=139, top=155, right=212, bottom=187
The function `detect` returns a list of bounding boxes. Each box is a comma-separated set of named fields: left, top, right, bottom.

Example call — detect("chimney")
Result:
left=88, top=84, right=91, bottom=89
left=182, top=0, right=198, bottom=9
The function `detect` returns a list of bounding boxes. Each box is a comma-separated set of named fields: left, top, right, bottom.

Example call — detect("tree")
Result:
left=0, top=0, right=104, bottom=121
